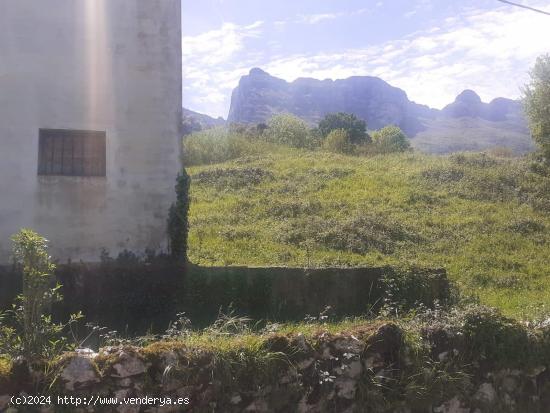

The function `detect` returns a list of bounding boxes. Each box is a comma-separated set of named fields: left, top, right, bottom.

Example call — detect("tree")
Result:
left=318, top=112, right=370, bottom=145
left=524, top=54, right=550, bottom=161
left=265, top=113, right=312, bottom=148
left=168, top=170, right=191, bottom=263
left=323, top=129, right=354, bottom=154
left=371, top=126, right=410, bottom=153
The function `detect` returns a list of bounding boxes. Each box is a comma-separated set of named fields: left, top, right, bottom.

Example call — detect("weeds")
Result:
left=0, top=230, right=83, bottom=361
left=188, top=151, right=550, bottom=319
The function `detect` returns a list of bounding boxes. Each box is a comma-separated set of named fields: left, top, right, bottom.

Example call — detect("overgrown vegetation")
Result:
left=182, top=112, right=409, bottom=166
left=0, top=230, right=82, bottom=360
left=5, top=301, right=550, bottom=411
left=265, top=113, right=316, bottom=148
left=524, top=53, right=550, bottom=163
left=182, top=127, right=288, bottom=166
left=168, top=170, right=191, bottom=262
left=317, top=112, right=370, bottom=145
left=188, top=150, right=550, bottom=319
left=323, top=128, right=355, bottom=154
left=371, top=125, right=411, bottom=154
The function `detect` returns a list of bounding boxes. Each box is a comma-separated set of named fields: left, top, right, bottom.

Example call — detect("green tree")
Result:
left=524, top=54, right=550, bottom=161
left=266, top=113, right=312, bottom=148
left=318, top=112, right=370, bottom=145
left=371, top=126, right=411, bottom=153
left=322, top=129, right=354, bottom=154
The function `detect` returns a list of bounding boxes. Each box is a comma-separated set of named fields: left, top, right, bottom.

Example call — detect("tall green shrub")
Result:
left=322, top=128, right=354, bottom=154
left=524, top=54, right=550, bottom=162
left=371, top=126, right=411, bottom=153
left=266, top=114, right=313, bottom=148
left=168, top=170, right=191, bottom=262
left=2, top=229, right=82, bottom=360
left=12, top=230, right=56, bottom=350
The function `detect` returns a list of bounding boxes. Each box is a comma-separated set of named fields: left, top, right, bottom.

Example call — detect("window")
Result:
left=38, top=129, right=106, bottom=177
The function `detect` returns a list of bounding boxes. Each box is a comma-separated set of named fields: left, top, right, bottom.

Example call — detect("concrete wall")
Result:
left=0, top=263, right=450, bottom=333
left=0, top=0, right=182, bottom=262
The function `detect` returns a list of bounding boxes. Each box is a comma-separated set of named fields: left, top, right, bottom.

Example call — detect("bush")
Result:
left=318, top=112, right=370, bottom=145
left=322, top=129, right=354, bottom=154
left=0, top=229, right=82, bottom=360
left=524, top=54, right=550, bottom=162
left=417, top=304, right=542, bottom=369
left=371, top=126, right=411, bottom=153
left=457, top=305, right=532, bottom=367
left=12, top=230, right=57, bottom=350
left=265, top=114, right=314, bottom=148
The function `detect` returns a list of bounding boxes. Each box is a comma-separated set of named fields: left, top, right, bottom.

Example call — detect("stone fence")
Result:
left=0, top=262, right=450, bottom=334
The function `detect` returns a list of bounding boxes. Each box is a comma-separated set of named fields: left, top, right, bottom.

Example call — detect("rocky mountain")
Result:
left=227, top=68, right=532, bottom=154
left=228, top=68, right=437, bottom=136
left=441, top=90, right=524, bottom=122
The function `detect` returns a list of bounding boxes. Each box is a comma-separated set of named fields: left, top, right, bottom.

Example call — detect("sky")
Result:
left=181, top=0, right=550, bottom=119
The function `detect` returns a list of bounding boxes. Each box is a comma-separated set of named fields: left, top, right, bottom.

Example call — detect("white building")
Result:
left=0, top=0, right=182, bottom=262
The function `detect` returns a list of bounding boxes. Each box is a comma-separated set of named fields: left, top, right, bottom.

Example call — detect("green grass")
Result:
left=187, top=149, right=550, bottom=319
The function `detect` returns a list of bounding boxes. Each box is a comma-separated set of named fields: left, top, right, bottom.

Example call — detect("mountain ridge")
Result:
left=228, top=67, right=438, bottom=135
left=182, top=107, right=225, bottom=135
left=226, top=68, right=532, bottom=153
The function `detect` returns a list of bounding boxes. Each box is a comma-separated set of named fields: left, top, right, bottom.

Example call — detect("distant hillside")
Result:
left=227, top=68, right=532, bottom=154
left=441, top=89, right=524, bottom=122
left=182, top=107, right=225, bottom=135
left=412, top=117, right=533, bottom=154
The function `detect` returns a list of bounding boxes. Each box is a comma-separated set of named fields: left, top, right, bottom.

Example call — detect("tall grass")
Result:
left=182, top=127, right=289, bottom=166
left=187, top=150, right=550, bottom=319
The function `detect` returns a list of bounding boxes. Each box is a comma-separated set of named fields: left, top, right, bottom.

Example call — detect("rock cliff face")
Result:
left=228, top=68, right=438, bottom=136
left=441, top=89, right=523, bottom=122
left=227, top=69, right=530, bottom=153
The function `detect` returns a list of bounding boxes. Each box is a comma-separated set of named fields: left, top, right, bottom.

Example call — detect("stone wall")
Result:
left=0, top=263, right=450, bottom=333
left=1, top=321, right=549, bottom=412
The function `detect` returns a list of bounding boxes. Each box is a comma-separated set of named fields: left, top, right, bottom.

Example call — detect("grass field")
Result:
left=187, top=148, right=550, bottom=319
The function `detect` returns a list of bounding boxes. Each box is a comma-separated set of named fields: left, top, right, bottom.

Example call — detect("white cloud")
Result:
left=182, top=21, right=264, bottom=116
left=183, top=2, right=550, bottom=117
left=182, top=21, right=263, bottom=66
left=299, top=12, right=343, bottom=24
left=296, top=9, right=368, bottom=25
left=265, top=3, right=550, bottom=109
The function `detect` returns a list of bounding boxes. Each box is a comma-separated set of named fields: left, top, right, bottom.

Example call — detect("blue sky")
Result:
left=181, top=0, right=550, bottom=118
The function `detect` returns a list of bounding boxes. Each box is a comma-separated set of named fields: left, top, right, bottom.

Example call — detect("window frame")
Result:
left=37, top=128, right=107, bottom=177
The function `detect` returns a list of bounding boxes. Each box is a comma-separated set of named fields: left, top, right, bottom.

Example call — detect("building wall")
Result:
left=0, top=0, right=182, bottom=262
